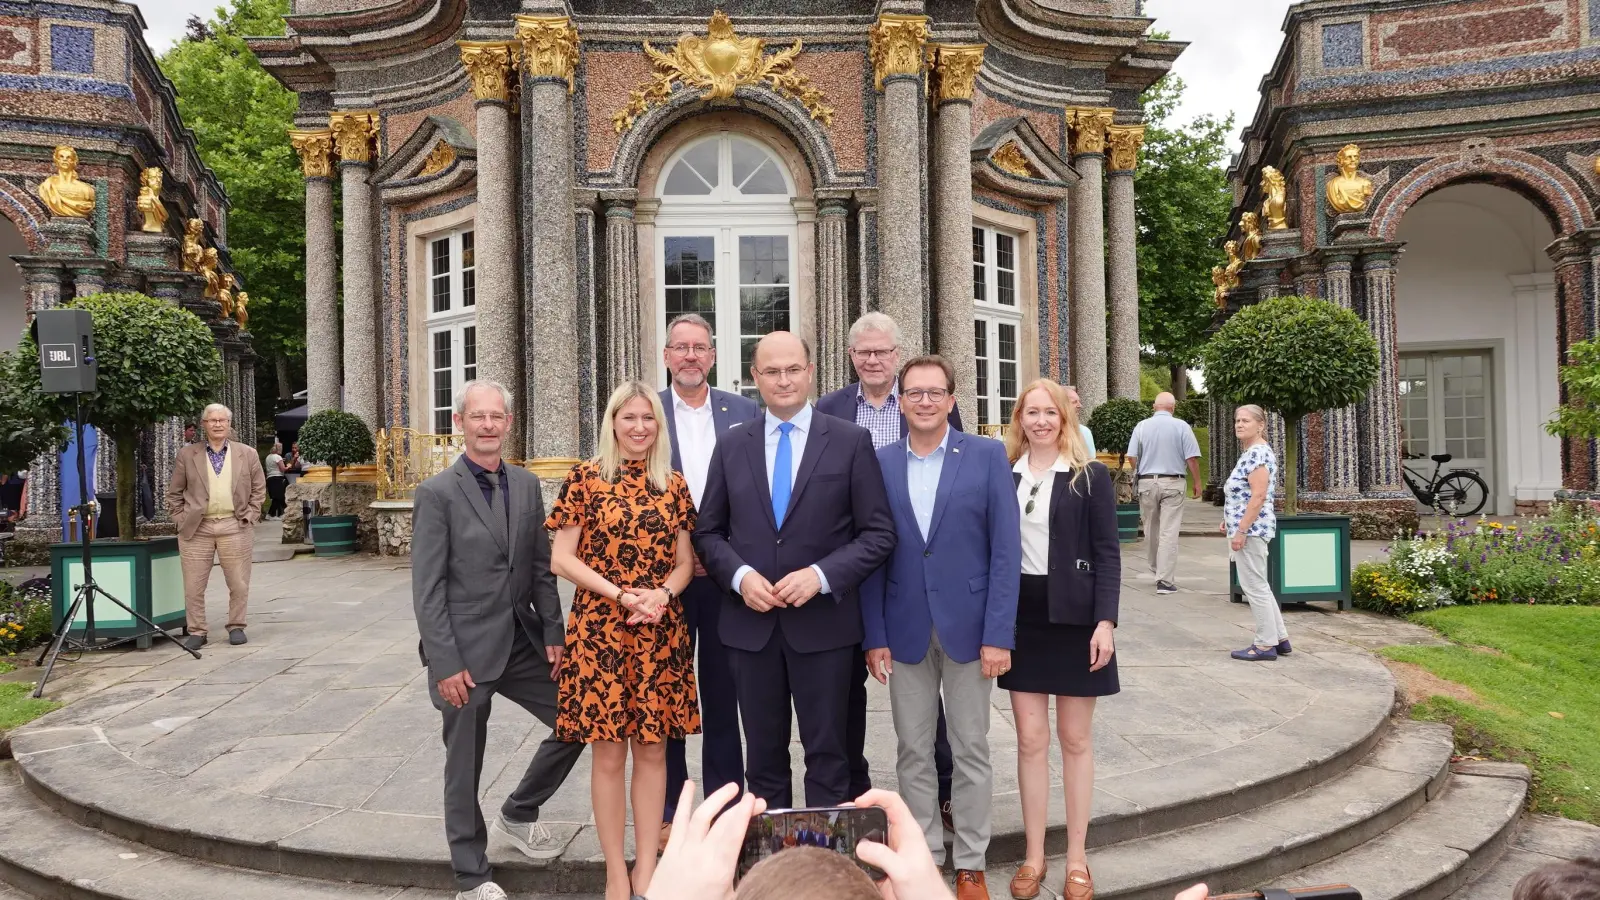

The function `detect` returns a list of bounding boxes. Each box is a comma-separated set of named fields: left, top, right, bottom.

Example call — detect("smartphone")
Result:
left=1210, top=886, right=1361, bottom=900
left=736, top=806, right=890, bottom=883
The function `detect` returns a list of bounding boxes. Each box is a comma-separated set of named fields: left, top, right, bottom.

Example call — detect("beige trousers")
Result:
left=180, top=517, right=252, bottom=635
left=1138, top=475, right=1187, bottom=585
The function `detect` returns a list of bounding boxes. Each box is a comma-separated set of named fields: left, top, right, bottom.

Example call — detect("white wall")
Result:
left=0, top=219, right=25, bottom=352
left=1394, top=182, right=1561, bottom=515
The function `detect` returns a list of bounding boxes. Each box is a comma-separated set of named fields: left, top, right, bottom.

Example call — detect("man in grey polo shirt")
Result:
left=1126, top=393, right=1202, bottom=594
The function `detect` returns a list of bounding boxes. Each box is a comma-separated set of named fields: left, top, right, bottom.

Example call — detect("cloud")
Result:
left=138, top=0, right=221, bottom=56
left=1143, top=0, right=1297, bottom=147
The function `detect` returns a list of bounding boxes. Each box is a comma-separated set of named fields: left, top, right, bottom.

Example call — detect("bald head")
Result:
left=751, top=331, right=814, bottom=419
left=753, top=331, right=810, bottom=368
left=1154, top=392, right=1177, bottom=412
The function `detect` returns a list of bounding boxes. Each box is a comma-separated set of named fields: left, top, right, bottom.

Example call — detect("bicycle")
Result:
left=1402, top=452, right=1489, bottom=517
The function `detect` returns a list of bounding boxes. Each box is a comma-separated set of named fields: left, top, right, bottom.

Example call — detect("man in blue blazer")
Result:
left=861, top=355, right=1020, bottom=898
left=693, top=331, right=897, bottom=808
left=657, top=313, right=761, bottom=824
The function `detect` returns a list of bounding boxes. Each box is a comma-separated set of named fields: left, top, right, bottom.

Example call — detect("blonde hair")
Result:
left=1005, top=378, right=1094, bottom=490
left=596, top=381, right=672, bottom=492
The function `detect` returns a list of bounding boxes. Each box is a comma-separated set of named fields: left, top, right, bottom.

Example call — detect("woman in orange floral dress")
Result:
left=546, top=380, right=699, bottom=900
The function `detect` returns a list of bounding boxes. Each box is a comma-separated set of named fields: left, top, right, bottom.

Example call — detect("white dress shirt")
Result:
left=905, top=425, right=950, bottom=541
left=732, top=403, right=831, bottom=595
left=671, top=386, right=717, bottom=509
left=1014, top=451, right=1072, bottom=576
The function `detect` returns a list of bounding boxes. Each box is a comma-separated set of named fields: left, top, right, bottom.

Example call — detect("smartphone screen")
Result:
left=737, top=806, right=890, bottom=883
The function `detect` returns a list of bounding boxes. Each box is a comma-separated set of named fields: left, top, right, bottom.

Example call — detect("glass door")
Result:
left=660, top=228, right=792, bottom=401
left=1398, top=351, right=1493, bottom=504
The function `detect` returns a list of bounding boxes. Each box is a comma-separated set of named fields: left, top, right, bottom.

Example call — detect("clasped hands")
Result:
left=739, top=567, right=821, bottom=612
left=617, top=586, right=670, bottom=625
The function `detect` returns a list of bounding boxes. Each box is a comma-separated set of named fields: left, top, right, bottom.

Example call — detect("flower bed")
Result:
left=0, top=579, right=51, bottom=656
left=1353, top=503, right=1600, bottom=615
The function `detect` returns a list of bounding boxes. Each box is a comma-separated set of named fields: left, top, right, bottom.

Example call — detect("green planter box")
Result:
left=1229, top=513, right=1352, bottom=610
left=50, top=537, right=185, bottom=649
left=308, top=515, right=360, bottom=557
left=1116, top=503, right=1140, bottom=544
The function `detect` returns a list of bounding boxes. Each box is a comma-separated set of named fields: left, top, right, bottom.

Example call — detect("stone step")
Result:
left=980, top=720, right=1454, bottom=900
left=1444, top=814, right=1600, bottom=900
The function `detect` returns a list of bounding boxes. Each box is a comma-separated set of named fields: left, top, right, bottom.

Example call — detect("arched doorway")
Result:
left=0, top=216, right=27, bottom=351
left=654, top=130, right=797, bottom=401
left=1394, top=182, right=1561, bottom=516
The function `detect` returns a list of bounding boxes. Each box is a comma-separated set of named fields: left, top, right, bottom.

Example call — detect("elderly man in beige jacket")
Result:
left=166, top=403, right=266, bottom=651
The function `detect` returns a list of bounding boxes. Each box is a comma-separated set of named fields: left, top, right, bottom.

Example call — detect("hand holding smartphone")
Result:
left=737, top=806, right=890, bottom=883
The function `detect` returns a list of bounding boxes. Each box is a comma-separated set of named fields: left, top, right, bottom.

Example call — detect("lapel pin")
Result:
left=953, top=448, right=960, bottom=453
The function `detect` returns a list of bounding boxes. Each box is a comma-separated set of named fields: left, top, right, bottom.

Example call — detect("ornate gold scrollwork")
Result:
left=1260, top=165, right=1289, bottom=230
left=612, top=11, right=833, bottom=134
left=869, top=14, right=929, bottom=91
left=991, top=141, right=1038, bottom=179
left=515, top=14, right=579, bottom=92
left=459, top=40, right=520, bottom=103
left=1066, top=107, right=1116, bottom=157
left=328, top=111, right=380, bottom=165
left=1105, top=124, right=1145, bottom=172
left=288, top=129, right=335, bottom=179
left=420, top=142, right=457, bottom=176
left=927, top=43, right=983, bottom=103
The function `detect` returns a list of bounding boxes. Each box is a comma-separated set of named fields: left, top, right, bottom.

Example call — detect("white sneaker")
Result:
left=492, top=814, right=568, bottom=860
left=455, top=882, right=508, bottom=900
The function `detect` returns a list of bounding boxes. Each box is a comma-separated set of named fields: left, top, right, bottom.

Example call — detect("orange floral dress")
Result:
left=545, top=459, right=701, bottom=744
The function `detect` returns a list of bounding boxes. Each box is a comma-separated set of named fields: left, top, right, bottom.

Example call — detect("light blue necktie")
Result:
left=772, top=422, right=795, bottom=528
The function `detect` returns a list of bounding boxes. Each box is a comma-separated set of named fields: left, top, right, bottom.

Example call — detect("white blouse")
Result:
left=1014, top=452, right=1073, bottom=576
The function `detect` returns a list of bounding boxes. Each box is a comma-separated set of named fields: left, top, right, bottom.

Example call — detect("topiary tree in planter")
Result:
left=1087, top=397, right=1151, bottom=503
left=0, top=350, right=69, bottom=475
left=14, top=293, right=222, bottom=538
left=294, top=409, right=375, bottom=516
left=1200, top=295, right=1378, bottom=515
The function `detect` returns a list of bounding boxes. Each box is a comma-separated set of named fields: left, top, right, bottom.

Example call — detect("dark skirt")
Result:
left=996, top=574, right=1120, bottom=697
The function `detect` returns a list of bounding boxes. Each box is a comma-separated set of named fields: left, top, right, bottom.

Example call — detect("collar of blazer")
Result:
left=451, top=454, right=522, bottom=562
left=886, top=428, right=969, bottom=547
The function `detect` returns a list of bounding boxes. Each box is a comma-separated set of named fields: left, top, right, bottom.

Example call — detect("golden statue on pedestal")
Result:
left=1325, top=144, right=1374, bottom=215
left=200, top=247, right=221, bottom=298
left=38, top=145, right=96, bottom=218
left=234, top=291, right=250, bottom=330
left=137, top=168, right=168, bottom=233
left=182, top=219, right=205, bottom=272
left=1212, top=240, right=1245, bottom=309
left=1261, top=166, right=1288, bottom=230
left=1240, top=212, right=1262, bottom=261
left=217, top=272, right=236, bottom=318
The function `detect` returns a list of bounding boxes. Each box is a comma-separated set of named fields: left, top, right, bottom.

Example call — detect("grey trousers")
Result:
left=433, top=633, right=572, bottom=892
left=1234, top=536, right=1288, bottom=646
left=1139, top=475, right=1187, bottom=585
left=887, top=631, right=994, bottom=871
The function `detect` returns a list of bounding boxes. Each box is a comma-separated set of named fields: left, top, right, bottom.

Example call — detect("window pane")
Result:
left=435, top=409, right=452, bottom=434
left=431, top=238, right=450, bottom=313
left=461, top=231, right=475, bottom=271
left=666, top=236, right=716, bottom=286
left=996, top=233, right=1015, bottom=306
left=998, top=268, right=1015, bottom=307
left=432, top=330, right=453, bottom=434
left=739, top=234, right=789, bottom=286
left=998, top=322, right=1017, bottom=421
left=463, top=326, right=477, bottom=382
left=664, top=141, right=719, bottom=195
left=974, top=318, right=990, bottom=426
left=972, top=227, right=986, bottom=304
left=461, top=268, right=476, bottom=308
left=433, top=330, right=452, bottom=371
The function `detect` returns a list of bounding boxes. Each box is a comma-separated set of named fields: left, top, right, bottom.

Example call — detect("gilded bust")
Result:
left=1240, top=212, right=1262, bottom=261
left=234, top=291, right=250, bottom=330
left=181, top=219, right=205, bottom=272
left=1260, top=166, right=1288, bottom=230
left=38, top=145, right=97, bottom=218
left=137, top=168, right=168, bottom=233
left=217, top=272, right=236, bottom=318
left=201, top=247, right=221, bottom=297
left=1325, top=144, right=1374, bottom=215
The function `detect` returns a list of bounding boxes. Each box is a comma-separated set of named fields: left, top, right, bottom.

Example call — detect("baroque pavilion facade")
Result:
left=252, top=0, right=1179, bottom=476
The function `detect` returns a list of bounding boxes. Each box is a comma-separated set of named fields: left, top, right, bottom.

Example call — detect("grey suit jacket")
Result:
left=412, top=456, right=564, bottom=686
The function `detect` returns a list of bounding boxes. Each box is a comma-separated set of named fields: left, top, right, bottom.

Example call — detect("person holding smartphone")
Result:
left=1001, top=380, right=1120, bottom=900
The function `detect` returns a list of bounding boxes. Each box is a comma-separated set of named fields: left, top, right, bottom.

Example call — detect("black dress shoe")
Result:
left=182, top=634, right=207, bottom=652
left=229, top=629, right=247, bottom=645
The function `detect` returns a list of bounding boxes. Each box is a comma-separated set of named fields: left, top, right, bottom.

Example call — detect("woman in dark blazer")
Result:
left=1000, top=379, right=1120, bottom=900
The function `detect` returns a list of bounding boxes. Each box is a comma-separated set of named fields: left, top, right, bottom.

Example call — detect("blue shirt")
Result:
left=731, top=404, right=831, bottom=596
left=1126, top=411, right=1201, bottom=476
left=855, top=380, right=903, bottom=450
left=1224, top=443, right=1278, bottom=539
left=905, top=426, right=950, bottom=541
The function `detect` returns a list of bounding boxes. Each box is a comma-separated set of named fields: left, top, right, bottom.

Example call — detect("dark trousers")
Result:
left=848, top=646, right=954, bottom=805
left=435, top=630, right=572, bottom=892
left=266, top=476, right=287, bottom=517
left=666, top=576, right=744, bottom=816
left=730, top=627, right=854, bottom=808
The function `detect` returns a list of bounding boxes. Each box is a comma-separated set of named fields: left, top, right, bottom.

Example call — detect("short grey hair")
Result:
left=847, top=312, right=901, bottom=350
left=1236, top=404, right=1268, bottom=427
left=201, top=403, right=232, bottom=423
left=666, top=313, right=714, bottom=344
left=453, top=379, right=514, bottom=416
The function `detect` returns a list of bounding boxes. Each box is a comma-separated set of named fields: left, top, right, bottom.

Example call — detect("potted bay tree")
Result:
left=1200, top=294, right=1379, bottom=610
left=294, top=408, right=375, bottom=556
left=1086, top=396, right=1149, bottom=543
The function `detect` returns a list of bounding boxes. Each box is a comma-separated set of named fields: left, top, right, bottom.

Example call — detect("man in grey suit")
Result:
left=412, top=379, right=568, bottom=900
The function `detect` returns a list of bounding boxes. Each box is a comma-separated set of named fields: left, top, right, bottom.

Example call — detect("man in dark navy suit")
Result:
left=657, top=313, right=760, bottom=823
left=694, top=331, right=897, bottom=807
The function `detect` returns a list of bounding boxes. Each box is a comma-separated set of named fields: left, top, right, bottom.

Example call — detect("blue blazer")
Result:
left=692, top=410, right=897, bottom=654
left=860, top=430, right=1021, bottom=665
left=659, top=387, right=760, bottom=475
left=815, top=384, right=964, bottom=438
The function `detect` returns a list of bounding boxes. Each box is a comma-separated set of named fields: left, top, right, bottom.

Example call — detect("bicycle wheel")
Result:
left=1435, top=471, right=1489, bottom=517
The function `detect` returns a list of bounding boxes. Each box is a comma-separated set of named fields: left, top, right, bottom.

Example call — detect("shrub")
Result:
left=1174, top=397, right=1210, bottom=426
left=295, top=409, right=375, bottom=515
left=1086, top=397, right=1150, bottom=466
left=0, top=579, right=52, bottom=656
left=1351, top=562, right=1434, bottom=615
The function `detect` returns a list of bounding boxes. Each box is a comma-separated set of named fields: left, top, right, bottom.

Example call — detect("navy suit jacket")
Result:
left=692, top=409, right=898, bottom=654
left=1012, top=463, right=1122, bottom=628
left=860, top=430, right=1021, bottom=665
left=815, top=384, right=964, bottom=438
left=659, top=386, right=761, bottom=476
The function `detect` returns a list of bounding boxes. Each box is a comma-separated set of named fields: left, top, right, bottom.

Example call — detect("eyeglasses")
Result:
left=465, top=412, right=508, bottom=424
left=1024, top=480, right=1043, bottom=515
left=902, top=389, right=949, bottom=403
left=666, top=342, right=712, bottom=357
left=756, top=365, right=808, bottom=381
left=849, top=347, right=897, bottom=361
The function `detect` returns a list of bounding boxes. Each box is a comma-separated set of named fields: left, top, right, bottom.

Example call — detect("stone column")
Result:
left=603, top=195, right=641, bottom=386
left=869, top=14, right=929, bottom=356
left=150, top=416, right=182, bottom=523
left=1067, top=107, right=1115, bottom=408
left=460, top=40, right=524, bottom=454
left=1105, top=124, right=1144, bottom=401
left=72, top=264, right=108, bottom=298
left=515, top=15, right=581, bottom=461
left=1360, top=250, right=1405, bottom=493
left=1320, top=253, right=1360, bottom=496
left=289, top=128, right=341, bottom=415
left=226, top=352, right=242, bottom=425
left=330, top=110, right=381, bottom=429
left=815, top=193, right=853, bottom=394
left=21, top=266, right=63, bottom=536
left=928, top=43, right=984, bottom=418
left=241, top=354, right=257, bottom=447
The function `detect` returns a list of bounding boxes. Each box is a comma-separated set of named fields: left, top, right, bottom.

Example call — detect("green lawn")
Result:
left=0, top=681, right=58, bottom=732
left=1381, top=605, right=1600, bottom=823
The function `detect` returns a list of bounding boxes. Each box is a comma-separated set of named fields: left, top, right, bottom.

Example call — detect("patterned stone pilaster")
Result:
left=1553, top=238, right=1594, bottom=490
left=151, top=416, right=183, bottom=523
left=1360, top=250, right=1404, bottom=493
left=331, top=111, right=381, bottom=429
left=72, top=264, right=109, bottom=298
left=1068, top=107, right=1115, bottom=408
left=241, top=354, right=257, bottom=447
left=816, top=194, right=853, bottom=394
left=1106, top=125, right=1144, bottom=401
left=1317, top=254, right=1360, bottom=496
left=20, top=265, right=64, bottom=535
left=1206, top=395, right=1236, bottom=504
left=94, top=431, right=115, bottom=501
left=226, top=353, right=242, bottom=430
left=871, top=14, right=928, bottom=357
left=291, top=129, right=341, bottom=416
left=603, top=197, right=641, bottom=387
left=929, top=44, right=981, bottom=417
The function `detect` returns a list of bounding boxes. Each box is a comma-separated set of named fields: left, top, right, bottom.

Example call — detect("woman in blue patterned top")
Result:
left=1221, top=405, right=1290, bottom=661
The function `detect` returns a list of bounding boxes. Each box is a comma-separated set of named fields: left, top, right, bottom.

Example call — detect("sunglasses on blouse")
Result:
left=1025, top=480, right=1043, bottom=515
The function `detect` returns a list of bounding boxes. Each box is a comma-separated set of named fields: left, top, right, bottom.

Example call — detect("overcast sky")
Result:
left=141, top=0, right=1292, bottom=146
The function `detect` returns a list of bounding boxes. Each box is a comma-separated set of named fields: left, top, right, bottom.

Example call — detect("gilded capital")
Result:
left=928, top=43, right=984, bottom=103
left=1066, top=107, right=1116, bottom=157
left=868, top=14, right=928, bottom=92
left=288, top=128, right=335, bottom=178
left=328, top=111, right=380, bottom=165
left=1105, top=124, right=1145, bottom=172
left=459, top=40, right=520, bottom=103
left=515, top=14, right=579, bottom=92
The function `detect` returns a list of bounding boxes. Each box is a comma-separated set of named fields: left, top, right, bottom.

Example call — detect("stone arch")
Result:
left=1371, top=150, right=1591, bottom=241
left=0, top=179, right=46, bottom=253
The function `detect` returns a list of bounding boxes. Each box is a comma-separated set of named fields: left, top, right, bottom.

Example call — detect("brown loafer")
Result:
left=955, top=870, right=988, bottom=900
left=1010, top=863, right=1045, bottom=899
left=1065, top=867, right=1094, bottom=900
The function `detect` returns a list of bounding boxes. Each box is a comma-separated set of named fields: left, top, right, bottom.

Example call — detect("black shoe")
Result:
left=182, top=634, right=207, bottom=652
left=1156, top=581, right=1177, bottom=594
left=229, top=628, right=247, bottom=645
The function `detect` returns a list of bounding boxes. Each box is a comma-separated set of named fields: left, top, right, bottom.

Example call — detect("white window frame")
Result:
left=424, top=227, right=477, bottom=434
left=973, top=223, right=1025, bottom=427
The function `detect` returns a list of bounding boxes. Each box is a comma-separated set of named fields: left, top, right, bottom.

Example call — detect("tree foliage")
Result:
left=159, top=0, right=302, bottom=428
left=12, top=293, right=223, bottom=537
left=1135, top=74, right=1234, bottom=385
left=1200, top=296, right=1380, bottom=514
left=295, top=410, right=374, bottom=515
left=1087, top=397, right=1151, bottom=464
left=1547, top=339, right=1600, bottom=440
left=0, top=351, right=69, bottom=475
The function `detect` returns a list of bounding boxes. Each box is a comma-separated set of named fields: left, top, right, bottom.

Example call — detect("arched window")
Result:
left=657, top=132, right=796, bottom=399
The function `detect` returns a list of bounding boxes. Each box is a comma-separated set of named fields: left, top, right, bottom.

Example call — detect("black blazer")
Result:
left=815, top=383, right=964, bottom=437
left=693, top=410, right=898, bottom=654
left=1014, top=461, right=1121, bottom=628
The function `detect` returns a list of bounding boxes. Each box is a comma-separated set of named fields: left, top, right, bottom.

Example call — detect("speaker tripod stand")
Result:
left=33, top=394, right=199, bottom=699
